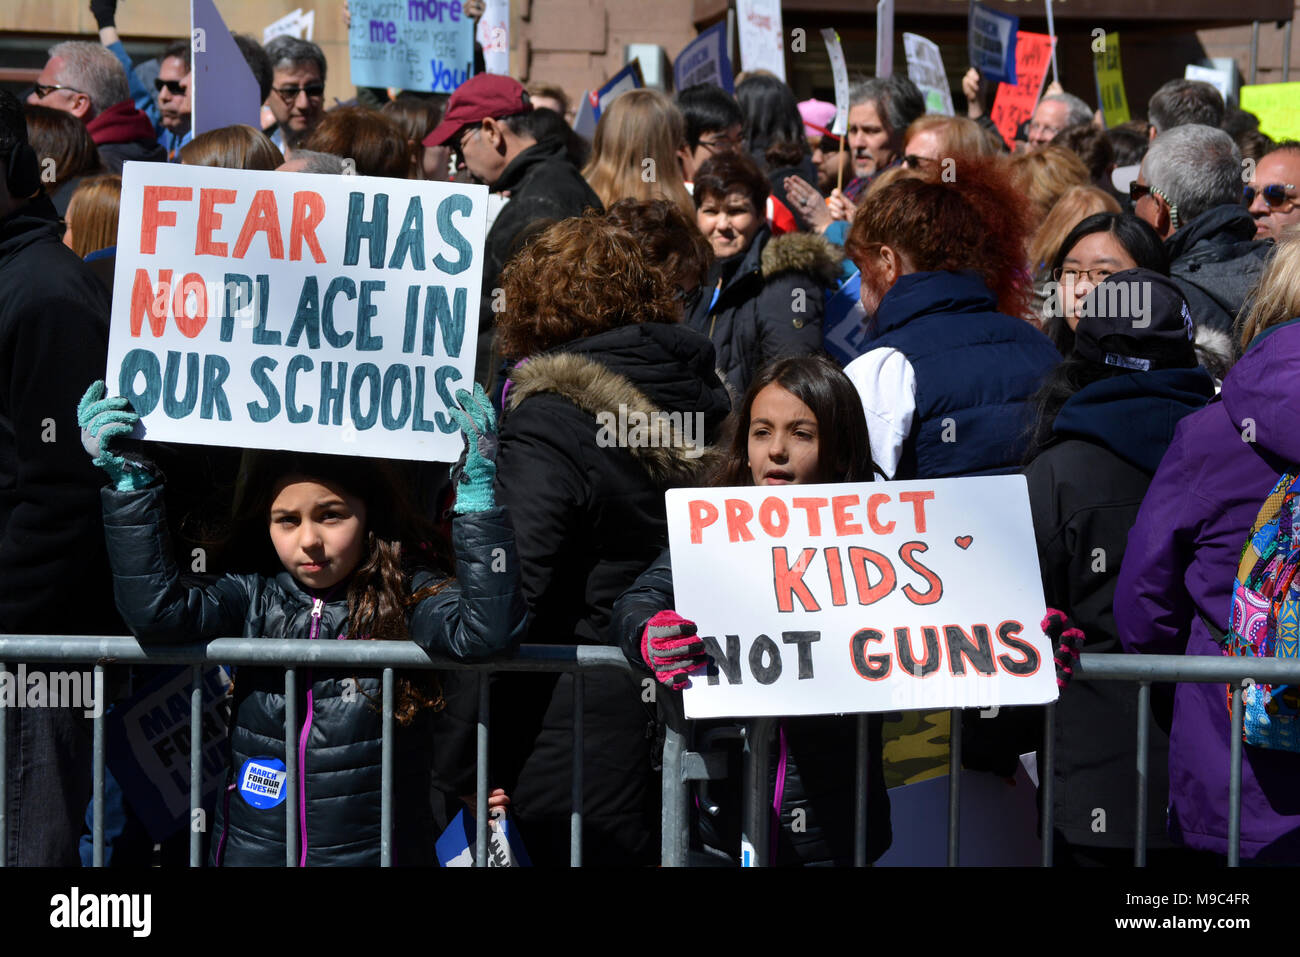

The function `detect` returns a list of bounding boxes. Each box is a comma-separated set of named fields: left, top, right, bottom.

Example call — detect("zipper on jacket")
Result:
left=297, top=597, right=324, bottom=866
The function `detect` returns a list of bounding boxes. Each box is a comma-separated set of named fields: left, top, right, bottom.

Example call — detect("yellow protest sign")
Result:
left=1240, top=83, right=1300, bottom=142
left=1092, top=31, right=1130, bottom=127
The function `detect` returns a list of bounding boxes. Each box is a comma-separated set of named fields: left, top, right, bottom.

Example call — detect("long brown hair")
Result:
left=180, top=124, right=284, bottom=171
left=219, top=451, right=453, bottom=723
left=302, top=107, right=410, bottom=179
left=23, top=102, right=102, bottom=191
left=583, top=89, right=694, bottom=219
left=64, top=173, right=121, bottom=257
left=714, top=355, right=878, bottom=486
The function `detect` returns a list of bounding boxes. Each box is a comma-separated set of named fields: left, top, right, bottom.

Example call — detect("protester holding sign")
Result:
left=76, top=379, right=525, bottom=866
left=613, top=355, right=892, bottom=866
left=827, top=75, right=924, bottom=221
left=481, top=215, right=730, bottom=866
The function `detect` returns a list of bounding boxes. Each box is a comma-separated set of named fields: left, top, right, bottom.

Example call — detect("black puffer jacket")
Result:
left=101, top=482, right=527, bottom=866
left=477, top=322, right=730, bottom=866
left=613, top=548, right=892, bottom=866
left=1166, top=204, right=1272, bottom=334
left=685, top=227, right=840, bottom=398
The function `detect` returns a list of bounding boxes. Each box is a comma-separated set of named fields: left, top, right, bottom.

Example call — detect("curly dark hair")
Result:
left=845, top=153, right=1033, bottom=319
left=495, top=213, right=680, bottom=360
left=693, top=150, right=771, bottom=210
left=604, top=197, right=713, bottom=292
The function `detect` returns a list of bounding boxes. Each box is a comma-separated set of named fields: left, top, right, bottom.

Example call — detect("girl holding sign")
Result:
left=76, top=380, right=525, bottom=866
left=612, top=355, right=892, bottom=866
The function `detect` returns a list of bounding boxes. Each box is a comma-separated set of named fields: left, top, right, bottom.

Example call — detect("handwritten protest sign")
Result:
left=1093, top=31, right=1130, bottom=127
left=191, top=0, right=262, bottom=135
left=968, top=1, right=1018, bottom=85
left=667, top=477, right=1055, bottom=719
left=476, top=0, right=510, bottom=75
left=904, top=32, right=954, bottom=116
left=674, top=22, right=734, bottom=94
left=737, top=0, right=786, bottom=81
left=348, top=0, right=474, bottom=93
left=1239, top=83, right=1300, bottom=142
left=821, top=29, right=850, bottom=136
left=107, top=162, right=488, bottom=463
left=990, top=31, right=1056, bottom=150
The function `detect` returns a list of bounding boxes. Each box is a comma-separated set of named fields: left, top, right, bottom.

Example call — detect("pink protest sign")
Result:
left=989, top=32, right=1057, bottom=150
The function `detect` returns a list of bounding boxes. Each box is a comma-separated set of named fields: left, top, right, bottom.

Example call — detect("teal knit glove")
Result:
left=448, top=383, right=498, bottom=514
left=77, top=381, right=155, bottom=492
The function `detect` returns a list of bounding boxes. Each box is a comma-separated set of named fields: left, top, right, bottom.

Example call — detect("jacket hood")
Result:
left=86, top=99, right=158, bottom=147
left=1221, top=318, right=1300, bottom=464
left=1164, top=203, right=1259, bottom=260
left=0, top=193, right=62, bottom=267
left=506, top=322, right=731, bottom=483
left=760, top=230, right=843, bottom=285
left=869, top=270, right=999, bottom=341
left=1053, top=367, right=1215, bottom=473
left=1194, top=324, right=1236, bottom=382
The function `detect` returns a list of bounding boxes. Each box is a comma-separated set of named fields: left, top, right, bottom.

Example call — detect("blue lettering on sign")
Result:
left=429, top=57, right=469, bottom=92
left=408, top=0, right=462, bottom=22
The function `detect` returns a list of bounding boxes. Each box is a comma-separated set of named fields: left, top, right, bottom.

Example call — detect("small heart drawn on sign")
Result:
left=955, top=535, right=973, bottom=550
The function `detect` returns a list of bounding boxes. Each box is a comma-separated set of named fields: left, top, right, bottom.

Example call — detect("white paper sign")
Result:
left=876, top=0, right=895, bottom=79
left=476, top=0, right=510, bottom=75
left=1185, top=64, right=1232, bottom=105
left=107, top=163, right=488, bottom=463
left=263, top=7, right=316, bottom=44
left=668, top=477, right=1056, bottom=719
left=904, top=32, right=955, bottom=116
left=820, top=29, right=850, bottom=136
left=736, top=0, right=786, bottom=81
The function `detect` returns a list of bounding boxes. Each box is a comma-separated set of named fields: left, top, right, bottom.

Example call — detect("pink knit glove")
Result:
left=1042, top=608, right=1086, bottom=689
left=641, top=610, right=708, bottom=690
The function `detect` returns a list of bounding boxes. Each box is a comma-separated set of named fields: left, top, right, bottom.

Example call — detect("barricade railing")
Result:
left=710, top=654, right=1300, bottom=867
left=0, top=635, right=637, bottom=868
left=5, top=639, right=1296, bottom=867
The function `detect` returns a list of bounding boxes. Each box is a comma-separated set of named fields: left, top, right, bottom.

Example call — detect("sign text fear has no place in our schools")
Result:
left=107, top=162, right=488, bottom=463
left=667, top=476, right=1056, bottom=719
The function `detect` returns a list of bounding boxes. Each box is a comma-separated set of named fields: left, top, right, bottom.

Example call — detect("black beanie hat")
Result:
left=1072, top=268, right=1197, bottom=371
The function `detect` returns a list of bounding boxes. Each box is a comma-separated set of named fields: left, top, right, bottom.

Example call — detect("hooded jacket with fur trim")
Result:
left=474, top=321, right=730, bottom=866
left=686, top=226, right=843, bottom=397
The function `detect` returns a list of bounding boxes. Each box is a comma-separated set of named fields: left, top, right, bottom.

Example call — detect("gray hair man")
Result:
left=1028, top=92, right=1093, bottom=150
left=845, top=75, right=925, bottom=189
left=1147, top=79, right=1225, bottom=140
left=27, top=40, right=165, bottom=170
left=264, top=35, right=328, bottom=154
left=1134, top=124, right=1269, bottom=333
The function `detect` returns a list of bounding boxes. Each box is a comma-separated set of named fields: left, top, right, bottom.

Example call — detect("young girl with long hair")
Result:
left=76, top=381, right=525, bottom=866
left=612, top=355, right=892, bottom=866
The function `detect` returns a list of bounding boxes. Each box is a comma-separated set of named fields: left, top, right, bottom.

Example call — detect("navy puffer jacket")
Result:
left=101, top=482, right=527, bottom=866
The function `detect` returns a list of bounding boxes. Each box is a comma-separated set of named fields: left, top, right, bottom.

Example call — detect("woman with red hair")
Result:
left=842, top=155, right=1059, bottom=480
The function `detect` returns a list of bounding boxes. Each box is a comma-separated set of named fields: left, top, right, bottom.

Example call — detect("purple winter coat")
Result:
left=1115, top=319, right=1300, bottom=861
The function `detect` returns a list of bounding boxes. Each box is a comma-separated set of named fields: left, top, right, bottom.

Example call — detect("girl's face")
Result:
left=1060, top=232, right=1138, bottom=329
left=698, top=189, right=762, bottom=259
left=748, top=384, right=823, bottom=486
left=269, top=476, right=368, bottom=591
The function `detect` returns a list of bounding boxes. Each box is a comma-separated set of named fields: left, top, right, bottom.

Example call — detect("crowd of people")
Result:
left=4, top=0, right=1300, bottom=869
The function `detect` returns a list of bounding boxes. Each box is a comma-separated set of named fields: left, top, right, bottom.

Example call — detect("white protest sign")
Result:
left=1185, top=64, right=1233, bottom=105
left=736, top=0, right=786, bottom=81
left=820, top=29, right=850, bottom=136
left=107, top=162, right=488, bottom=463
left=668, top=476, right=1056, bottom=719
left=263, top=7, right=316, bottom=44
left=476, top=0, right=510, bottom=75
left=904, top=33, right=955, bottom=116
left=876, top=0, right=894, bottom=79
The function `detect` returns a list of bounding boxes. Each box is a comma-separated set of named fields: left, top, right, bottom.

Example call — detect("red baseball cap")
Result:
left=424, top=74, right=533, bottom=147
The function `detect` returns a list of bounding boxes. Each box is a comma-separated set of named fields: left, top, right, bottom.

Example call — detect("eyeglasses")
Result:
left=696, top=134, right=742, bottom=154
left=30, top=82, right=84, bottom=100
left=903, top=154, right=937, bottom=170
left=1028, top=121, right=1063, bottom=139
left=1244, top=182, right=1297, bottom=208
left=271, top=83, right=325, bottom=104
left=1052, top=267, right=1117, bottom=284
left=153, top=78, right=188, bottom=95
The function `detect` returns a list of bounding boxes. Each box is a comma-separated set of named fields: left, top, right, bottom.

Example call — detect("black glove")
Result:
left=90, top=0, right=118, bottom=30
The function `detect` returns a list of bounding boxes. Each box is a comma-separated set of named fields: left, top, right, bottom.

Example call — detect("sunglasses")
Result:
left=30, top=82, right=84, bottom=100
left=272, top=83, right=325, bottom=103
left=153, top=77, right=187, bottom=95
left=1244, top=183, right=1296, bottom=207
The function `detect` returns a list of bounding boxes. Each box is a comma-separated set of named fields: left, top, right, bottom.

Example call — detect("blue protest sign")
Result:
left=436, top=808, right=532, bottom=866
left=594, top=61, right=644, bottom=121
left=674, top=23, right=734, bottom=94
left=823, top=272, right=872, bottom=366
left=191, top=0, right=263, bottom=135
left=968, top=1, right=1019, bottom=86
left=349, top=0, right=474, bottom=93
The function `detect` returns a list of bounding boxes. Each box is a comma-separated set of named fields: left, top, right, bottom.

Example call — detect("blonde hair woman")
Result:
left=63, top=174, right=122, bottom=258
left=583, top=89, right=694, bottom=220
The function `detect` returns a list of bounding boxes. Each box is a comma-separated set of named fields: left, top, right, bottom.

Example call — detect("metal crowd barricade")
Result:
left=681, top=654, right=1300, bottom=867
left=0, top=635, right=636, bottom=868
